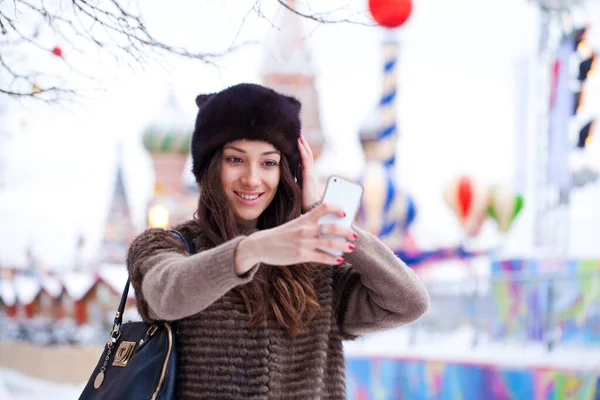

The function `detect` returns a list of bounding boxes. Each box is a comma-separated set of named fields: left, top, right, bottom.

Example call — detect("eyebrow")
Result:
left=224, top=145, right=280, bottom=156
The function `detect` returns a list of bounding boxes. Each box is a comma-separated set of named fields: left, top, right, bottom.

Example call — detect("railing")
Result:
left=411, top=268, right=600, bottom=349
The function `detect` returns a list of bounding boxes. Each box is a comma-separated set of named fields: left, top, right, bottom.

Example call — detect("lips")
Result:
left=234, top=191, right=264, bottom=203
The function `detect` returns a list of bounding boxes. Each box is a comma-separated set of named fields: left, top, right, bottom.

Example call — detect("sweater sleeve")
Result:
left=127, top=228, right=259, bottom=322
left=332, top=226, right=429, bottom=338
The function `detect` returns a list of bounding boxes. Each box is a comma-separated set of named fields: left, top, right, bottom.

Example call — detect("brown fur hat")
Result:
left=191, top=83, right=302, bottom=183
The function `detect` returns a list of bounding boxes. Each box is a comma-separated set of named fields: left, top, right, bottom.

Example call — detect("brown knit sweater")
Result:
left=127, top=220, right=429, bottom=399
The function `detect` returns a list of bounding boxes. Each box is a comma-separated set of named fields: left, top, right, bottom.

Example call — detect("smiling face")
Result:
left=220, top=140, right=281, bottom=226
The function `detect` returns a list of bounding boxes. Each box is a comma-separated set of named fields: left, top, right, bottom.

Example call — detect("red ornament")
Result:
left=457, top=176, right=472, bottom=220
left=52, top=46, right=63, bottom=57
left=368, top=0, right=413, bottom=28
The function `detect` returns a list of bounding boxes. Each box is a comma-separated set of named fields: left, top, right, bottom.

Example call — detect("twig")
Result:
left=275, top=0, right=373, bottom=26
left=1, top=0, right=368, bottom=103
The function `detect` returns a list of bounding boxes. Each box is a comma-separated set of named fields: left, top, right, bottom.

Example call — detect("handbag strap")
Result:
left=112, top=230, right=196, bottom=330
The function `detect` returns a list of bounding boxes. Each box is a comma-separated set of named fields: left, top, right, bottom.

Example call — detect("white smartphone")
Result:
left=317, top=175, right=364, bottom=257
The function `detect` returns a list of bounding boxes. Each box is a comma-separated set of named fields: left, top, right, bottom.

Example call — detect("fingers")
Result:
left=319, top=224, right=357, bottom=242
left=297, top=137, right=312, bottom=168
left=301, top=134, right=314, bottom=159
left=304, top=250, right=345, bottom=266
left=295, top=232, right=355, bottom=264
left=312, top=237, right=355, bottom=254
left=295, top=222, right=356, bottom=243
left=306, top=202, right=345, bottom=221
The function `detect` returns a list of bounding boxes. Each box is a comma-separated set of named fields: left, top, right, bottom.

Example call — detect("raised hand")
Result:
left=297, top=135, right=322, bottom=212
left=235, top=203, right=357, bottom=275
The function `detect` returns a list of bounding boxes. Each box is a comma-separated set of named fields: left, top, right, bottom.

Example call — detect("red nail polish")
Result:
left=353, top=233, right=358, bottom=239
left=336, top=257, right=344, bottom=264
left=343, top=212, right=347, bottom=217
left=348, top=244, right=355, bottom=250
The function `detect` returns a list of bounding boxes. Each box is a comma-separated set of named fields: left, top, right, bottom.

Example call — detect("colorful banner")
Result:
left=490, top=259, right=600, bottom=345
left=346, top=357, right=600, bottom=399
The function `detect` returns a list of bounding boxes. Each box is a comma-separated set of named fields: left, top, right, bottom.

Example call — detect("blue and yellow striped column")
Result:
left=377, top=38, right=399, bottom=167
left=360, top=34, right=409, bottom=250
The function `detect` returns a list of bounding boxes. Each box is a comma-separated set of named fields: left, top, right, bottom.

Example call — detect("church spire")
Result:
left=99, top=144, right=135, bottom=265
left=261, top=0, right=325, bottom=159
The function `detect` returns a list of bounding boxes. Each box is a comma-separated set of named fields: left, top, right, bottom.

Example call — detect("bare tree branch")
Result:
left=0, top=86, right=78, bottom=104
left=275, top=0, right=373, bottom=26
left=229, top=0, right=261, bottom=50
left=0, top=0, right=367, bottom=102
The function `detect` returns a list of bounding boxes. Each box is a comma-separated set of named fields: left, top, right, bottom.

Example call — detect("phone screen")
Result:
left=317, top=176, right=363, bottom=256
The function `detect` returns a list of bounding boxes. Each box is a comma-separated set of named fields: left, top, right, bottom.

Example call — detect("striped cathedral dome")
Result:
left=143, top=91, right=192, bottom=155
left=143, top=126, right=191, bottom=154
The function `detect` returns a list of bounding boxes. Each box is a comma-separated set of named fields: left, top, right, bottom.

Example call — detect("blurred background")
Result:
left=1, top=0, right=599, bottom=398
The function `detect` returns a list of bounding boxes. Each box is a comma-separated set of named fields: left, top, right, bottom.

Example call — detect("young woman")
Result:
left=127, top=83, right=429, bottom=399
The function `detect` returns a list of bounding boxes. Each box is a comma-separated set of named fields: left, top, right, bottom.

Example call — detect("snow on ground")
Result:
left=0, top=368, right=83, bottom=400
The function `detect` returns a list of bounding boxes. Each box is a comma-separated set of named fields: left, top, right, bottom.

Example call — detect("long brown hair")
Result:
left=194, top=148, right=321, bottom=336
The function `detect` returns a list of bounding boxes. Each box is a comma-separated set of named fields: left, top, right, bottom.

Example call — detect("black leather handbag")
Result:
left=79, top=230, right=196, bottom=400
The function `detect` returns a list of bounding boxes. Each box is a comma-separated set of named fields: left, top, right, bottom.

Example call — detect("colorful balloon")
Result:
left=445, top=176, right=491, bottom=237
left=488, top=186, right=524, bottom=232
left=368, top=0, right=413, bottom=28
left=457, top=176, right=472, bottom=219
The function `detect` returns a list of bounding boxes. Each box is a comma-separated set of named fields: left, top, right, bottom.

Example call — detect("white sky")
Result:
left=0, top=0, right=599, bottom=268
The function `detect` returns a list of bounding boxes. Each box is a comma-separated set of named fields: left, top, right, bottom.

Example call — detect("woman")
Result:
left=127, top=83, right=429, bottom=399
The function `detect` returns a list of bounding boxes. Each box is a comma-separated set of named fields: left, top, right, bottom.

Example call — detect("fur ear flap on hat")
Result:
left=285, top=95, right=301, bottom=109
left=195, top=94, right=213, bottom=108
left=191, top=83, right=302, bottom=183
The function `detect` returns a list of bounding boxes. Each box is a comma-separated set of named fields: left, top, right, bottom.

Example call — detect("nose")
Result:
left=241, top=164, right=261, bottom=187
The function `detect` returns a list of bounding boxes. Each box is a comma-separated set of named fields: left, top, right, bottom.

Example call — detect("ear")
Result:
left=195, top=94, right=213, bottom=108
left=286, top=95, right=301, bottom=112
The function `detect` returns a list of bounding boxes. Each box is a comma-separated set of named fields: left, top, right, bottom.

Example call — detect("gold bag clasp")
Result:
left=112, top=341, right=136, bottom=367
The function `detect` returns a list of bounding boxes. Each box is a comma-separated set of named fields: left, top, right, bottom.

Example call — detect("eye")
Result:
left=226, top=156, right=243, bottom=164
left=264, top=160, right=279, bottom=167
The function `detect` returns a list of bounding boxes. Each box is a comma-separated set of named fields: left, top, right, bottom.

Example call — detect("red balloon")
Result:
left=368, top=0, right=413, bottom=28
left=52, top=46, right=62, bottom=57
left=457, top=176, right=472, bottom=220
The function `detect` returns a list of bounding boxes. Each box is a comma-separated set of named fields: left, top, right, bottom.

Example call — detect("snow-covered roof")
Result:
left=61, top=272, right=97, bottom=301
left=0, top=280, right=17, bottom=306
left=14, top=276, right=42, bottom=305
left=40, top=275, right=63, bottom=298
left=97, top=263, right=134, bottom=299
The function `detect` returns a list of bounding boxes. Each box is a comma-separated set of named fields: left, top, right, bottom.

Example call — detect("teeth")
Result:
left=236, top=192, right=259, bottom=200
